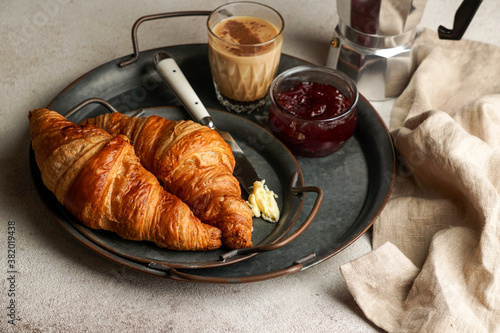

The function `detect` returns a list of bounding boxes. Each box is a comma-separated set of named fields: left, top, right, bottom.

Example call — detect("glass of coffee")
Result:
left=207, top=2, right=284, bottom=113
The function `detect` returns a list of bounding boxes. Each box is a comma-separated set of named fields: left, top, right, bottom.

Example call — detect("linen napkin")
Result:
left=340, top=29, right=500, bottom=332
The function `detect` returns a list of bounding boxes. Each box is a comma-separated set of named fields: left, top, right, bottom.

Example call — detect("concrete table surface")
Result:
left=1, top=0, right=499, bottom=332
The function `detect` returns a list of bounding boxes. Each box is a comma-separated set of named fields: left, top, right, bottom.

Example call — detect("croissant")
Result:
left=81, top=112, right=253, bottom=249
left=29, top=108, right=222, bottom=251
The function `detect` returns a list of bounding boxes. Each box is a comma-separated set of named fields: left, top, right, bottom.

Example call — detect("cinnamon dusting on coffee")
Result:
left=213, top=16, right=279, bottom=46
left=224, top=19, right=262, bottom=44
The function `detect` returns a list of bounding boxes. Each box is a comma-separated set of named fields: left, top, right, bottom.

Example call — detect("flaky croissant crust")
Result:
left=82, top=112, right=253, bottom=249
left=29, top=108, right=222, bottom=251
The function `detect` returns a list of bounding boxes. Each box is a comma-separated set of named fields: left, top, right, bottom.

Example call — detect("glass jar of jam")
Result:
left=269, top=66, right=358, bottom=157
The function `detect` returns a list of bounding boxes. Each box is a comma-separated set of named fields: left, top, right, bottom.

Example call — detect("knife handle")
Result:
left=154, top=52, right=214, bottom=129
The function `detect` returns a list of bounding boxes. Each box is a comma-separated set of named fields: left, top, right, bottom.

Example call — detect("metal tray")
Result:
left=32, top=43, right=395, bottom=283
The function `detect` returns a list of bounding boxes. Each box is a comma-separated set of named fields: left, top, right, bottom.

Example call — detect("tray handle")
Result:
left=118, top=11, right=212, bottom=68
left=63, top=97, right=145, bottom=119
left=64, top=97, right=118, bottom=118
left=147, top=252, right=317, bottom=283
left=220, top=172, right=323, bottom=261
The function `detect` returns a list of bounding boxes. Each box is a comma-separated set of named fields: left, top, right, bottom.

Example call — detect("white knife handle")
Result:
left=155, top=55, right=214, bottom=128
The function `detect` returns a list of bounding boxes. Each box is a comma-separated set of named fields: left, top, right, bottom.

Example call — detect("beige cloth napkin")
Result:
left=340, top=29, right=500, bottom=332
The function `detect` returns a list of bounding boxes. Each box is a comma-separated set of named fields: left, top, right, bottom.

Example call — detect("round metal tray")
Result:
left=32, top=43, right=395, bottom=283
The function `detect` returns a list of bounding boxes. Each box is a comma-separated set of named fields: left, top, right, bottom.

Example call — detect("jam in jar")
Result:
left=269, top=66, right=358, bottom=157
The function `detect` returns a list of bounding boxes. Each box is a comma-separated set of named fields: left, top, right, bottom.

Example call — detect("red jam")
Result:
left=269, top=82, right=357, bottom=157
left=275, top=82, right=350, bottom=119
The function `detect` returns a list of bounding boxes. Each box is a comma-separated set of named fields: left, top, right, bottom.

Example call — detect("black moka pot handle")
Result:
left=438, top=0, right=483, bottom=40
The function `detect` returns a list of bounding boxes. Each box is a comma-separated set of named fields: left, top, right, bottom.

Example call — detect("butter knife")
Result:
left=153, top=51, right=260, bottom=195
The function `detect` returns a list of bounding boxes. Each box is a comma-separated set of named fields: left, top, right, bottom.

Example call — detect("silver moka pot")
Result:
left=326, top=0, right=482, bottom=100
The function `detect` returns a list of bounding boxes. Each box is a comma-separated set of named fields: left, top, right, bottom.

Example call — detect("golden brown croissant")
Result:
left=29, top=108, right=222, bottom=251
left=81, top=112, right=253, bottom=249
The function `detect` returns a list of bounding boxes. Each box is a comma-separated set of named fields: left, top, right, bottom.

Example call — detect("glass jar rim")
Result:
left=269, top=65, right=359, bottom=123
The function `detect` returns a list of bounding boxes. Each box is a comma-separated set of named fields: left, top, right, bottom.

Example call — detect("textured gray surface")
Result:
left=2, top=0, right=499, bottom=331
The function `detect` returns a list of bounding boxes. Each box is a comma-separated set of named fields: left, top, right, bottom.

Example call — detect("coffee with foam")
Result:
left=208, top=14, right=283, bottom=111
